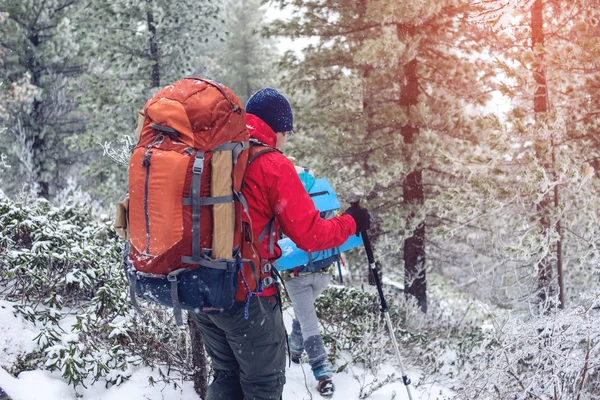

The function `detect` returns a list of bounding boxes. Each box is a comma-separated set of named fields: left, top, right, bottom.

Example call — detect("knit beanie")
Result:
left=245, top=88, right=294, bottom=133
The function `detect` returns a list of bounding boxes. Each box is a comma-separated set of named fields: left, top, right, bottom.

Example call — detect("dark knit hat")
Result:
left=245, top=88, right=294, bottom=133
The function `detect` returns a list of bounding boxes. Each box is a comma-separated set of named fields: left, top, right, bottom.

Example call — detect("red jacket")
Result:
left=243, top=114, right=357, bottom=279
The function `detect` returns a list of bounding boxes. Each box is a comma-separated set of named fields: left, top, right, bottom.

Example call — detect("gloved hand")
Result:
left=344, top=206, right=371, bottom=235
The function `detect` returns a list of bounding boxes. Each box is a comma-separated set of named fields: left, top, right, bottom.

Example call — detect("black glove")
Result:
left=344, top=206, right=371, bottom=235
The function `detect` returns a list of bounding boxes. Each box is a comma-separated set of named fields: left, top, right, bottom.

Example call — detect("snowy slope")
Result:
left=0, top=301, right=453, bottom=400
left=0, top=302, right=38, bottom=370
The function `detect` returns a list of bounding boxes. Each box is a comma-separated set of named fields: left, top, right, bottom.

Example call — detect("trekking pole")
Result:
left=350, top=201, right=414, bottom=400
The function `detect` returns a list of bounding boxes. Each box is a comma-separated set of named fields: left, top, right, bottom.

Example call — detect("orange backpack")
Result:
left=124, top=78, right=273, bottom=324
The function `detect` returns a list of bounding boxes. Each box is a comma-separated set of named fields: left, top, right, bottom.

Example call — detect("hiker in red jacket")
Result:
left=190, top=87, right=371, bottom=400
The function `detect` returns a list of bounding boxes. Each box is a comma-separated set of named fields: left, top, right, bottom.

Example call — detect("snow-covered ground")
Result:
left=0, top=302, right=38, bottom=369
left=0, top=300, right=453, bottom=400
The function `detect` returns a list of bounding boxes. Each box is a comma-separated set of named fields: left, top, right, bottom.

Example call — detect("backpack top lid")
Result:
left=142, top=78, right=246, bottom=150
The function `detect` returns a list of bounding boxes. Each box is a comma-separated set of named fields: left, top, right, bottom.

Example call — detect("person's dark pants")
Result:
left=190, top=296, right=287, bottom=400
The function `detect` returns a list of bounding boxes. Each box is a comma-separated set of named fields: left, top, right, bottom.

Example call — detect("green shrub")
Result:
left=315, top=285, right=414, bottom=371
left=0, top=194, right=191, bottom=391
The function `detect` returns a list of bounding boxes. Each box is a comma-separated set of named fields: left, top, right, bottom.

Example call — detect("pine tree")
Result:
left=0, top=0, right=85, bottom=198
left=211, top=0, right=279, bottom=104
left=476, top=0, right=600, bottom=309
left=272, top=0, right=498, bottom=312
left=70, top=0, right=222, bottom=203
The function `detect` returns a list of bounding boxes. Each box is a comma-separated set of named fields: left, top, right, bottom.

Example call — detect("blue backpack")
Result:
left=275, top=173, right=363, bottom=281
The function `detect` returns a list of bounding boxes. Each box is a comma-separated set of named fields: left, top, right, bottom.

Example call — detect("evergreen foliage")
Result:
left=460, top=296, right=600, bottom=398
left=0, top=194, right=194, bottom=391
left=70, top=0, right=221, bottom=204
left=272, top=0, right=600, bottom=312
left=271, top=0, right=499, bottom=311
left=210, top=0, right=279, bottom=104
left=468, top=0, right=600, bottom=309
left=1, top=0, right=599, bottom=397
left=0, top=0, right=85, bottom=198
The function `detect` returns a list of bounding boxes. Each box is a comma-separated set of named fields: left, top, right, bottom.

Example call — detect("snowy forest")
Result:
left=0, top=0, right=599, bottom=399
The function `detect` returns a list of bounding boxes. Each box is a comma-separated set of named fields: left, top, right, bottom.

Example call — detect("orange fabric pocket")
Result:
left=129, top=148, right=190, bottom=255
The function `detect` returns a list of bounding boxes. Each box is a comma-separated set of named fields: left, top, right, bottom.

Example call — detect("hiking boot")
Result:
left=317, top=378, right=334, bottom=397
left=290, top=352, right=302, bottom=364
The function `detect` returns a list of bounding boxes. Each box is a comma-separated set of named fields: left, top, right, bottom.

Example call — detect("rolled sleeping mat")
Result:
left=211, top=150, right=234, bottom=258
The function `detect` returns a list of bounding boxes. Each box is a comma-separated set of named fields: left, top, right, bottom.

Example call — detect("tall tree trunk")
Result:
left=32, top=133, right=49, bottom=199
left=402, top=169, right=426, bottom=313
left=243, top=34, right=251, bottom=100
left=147, top=0, right=160, bottom=88
left=552, top=132, right=564, bottom=308
left=531, top=0, right=561, bottom=309
left=241, top=0, right=252, bottom=101
left=188, top=315, right=208, bottom=399
left=398, top=25, right=427, bottom=313
left=362, top=65, right=380, bottom=285
left=531, top=0, right=547, bottom=116
left=26, top=31, right=50, bottom=199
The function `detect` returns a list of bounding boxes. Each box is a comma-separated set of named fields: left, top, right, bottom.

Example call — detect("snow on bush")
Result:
left=458, top=296, right=600, bottom=400
left=316, top=277, right=599, bottom=399
left=0, top=194, right=192, bottom=392
left=2, top=192, right=597, bottom=399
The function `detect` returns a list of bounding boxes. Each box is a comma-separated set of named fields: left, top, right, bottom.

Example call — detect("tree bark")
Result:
left=362, top=65, right=380, bottom=285
left=553, top=137, right=565, bottom=308
left=26, top=30, right=50, bottom=199
left=398, top=25, right=427, bottom=313
left=531, top=0, right=547, bottom=115
left=531, top=0, right=561, bottom=309
left=402, top=169, right=427, bottom=313
left=147, top=0, right=160, bottom=88
left=188, top=314, right=208, bottom=399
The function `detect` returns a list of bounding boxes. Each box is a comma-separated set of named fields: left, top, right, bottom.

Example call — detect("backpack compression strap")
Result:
left=182, top=141, right=249, bottom=265
left=173, top=141, right=249, bottom=325
left=246, top=144, right=281, bottom=258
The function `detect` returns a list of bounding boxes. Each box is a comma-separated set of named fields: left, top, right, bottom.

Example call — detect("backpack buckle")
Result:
left=261, top=263, right=273, bottom=274
left=262, top=276, right=274, bottom=287
left=193, top=153, right=205, bottom=174
left=167, top=268, right=189, bottom=282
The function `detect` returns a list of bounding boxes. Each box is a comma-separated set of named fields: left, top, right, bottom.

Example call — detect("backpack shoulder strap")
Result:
left=246, top=142, right=282, bottom=167
left=242, top=143, right=283, bottom=253
left=243, top=143, right=282, bottom=190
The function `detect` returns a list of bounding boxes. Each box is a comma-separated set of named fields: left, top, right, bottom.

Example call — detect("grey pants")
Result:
left=190, top=296, right=287, bottom=400
left=286, top=273, right=333, bottom=380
